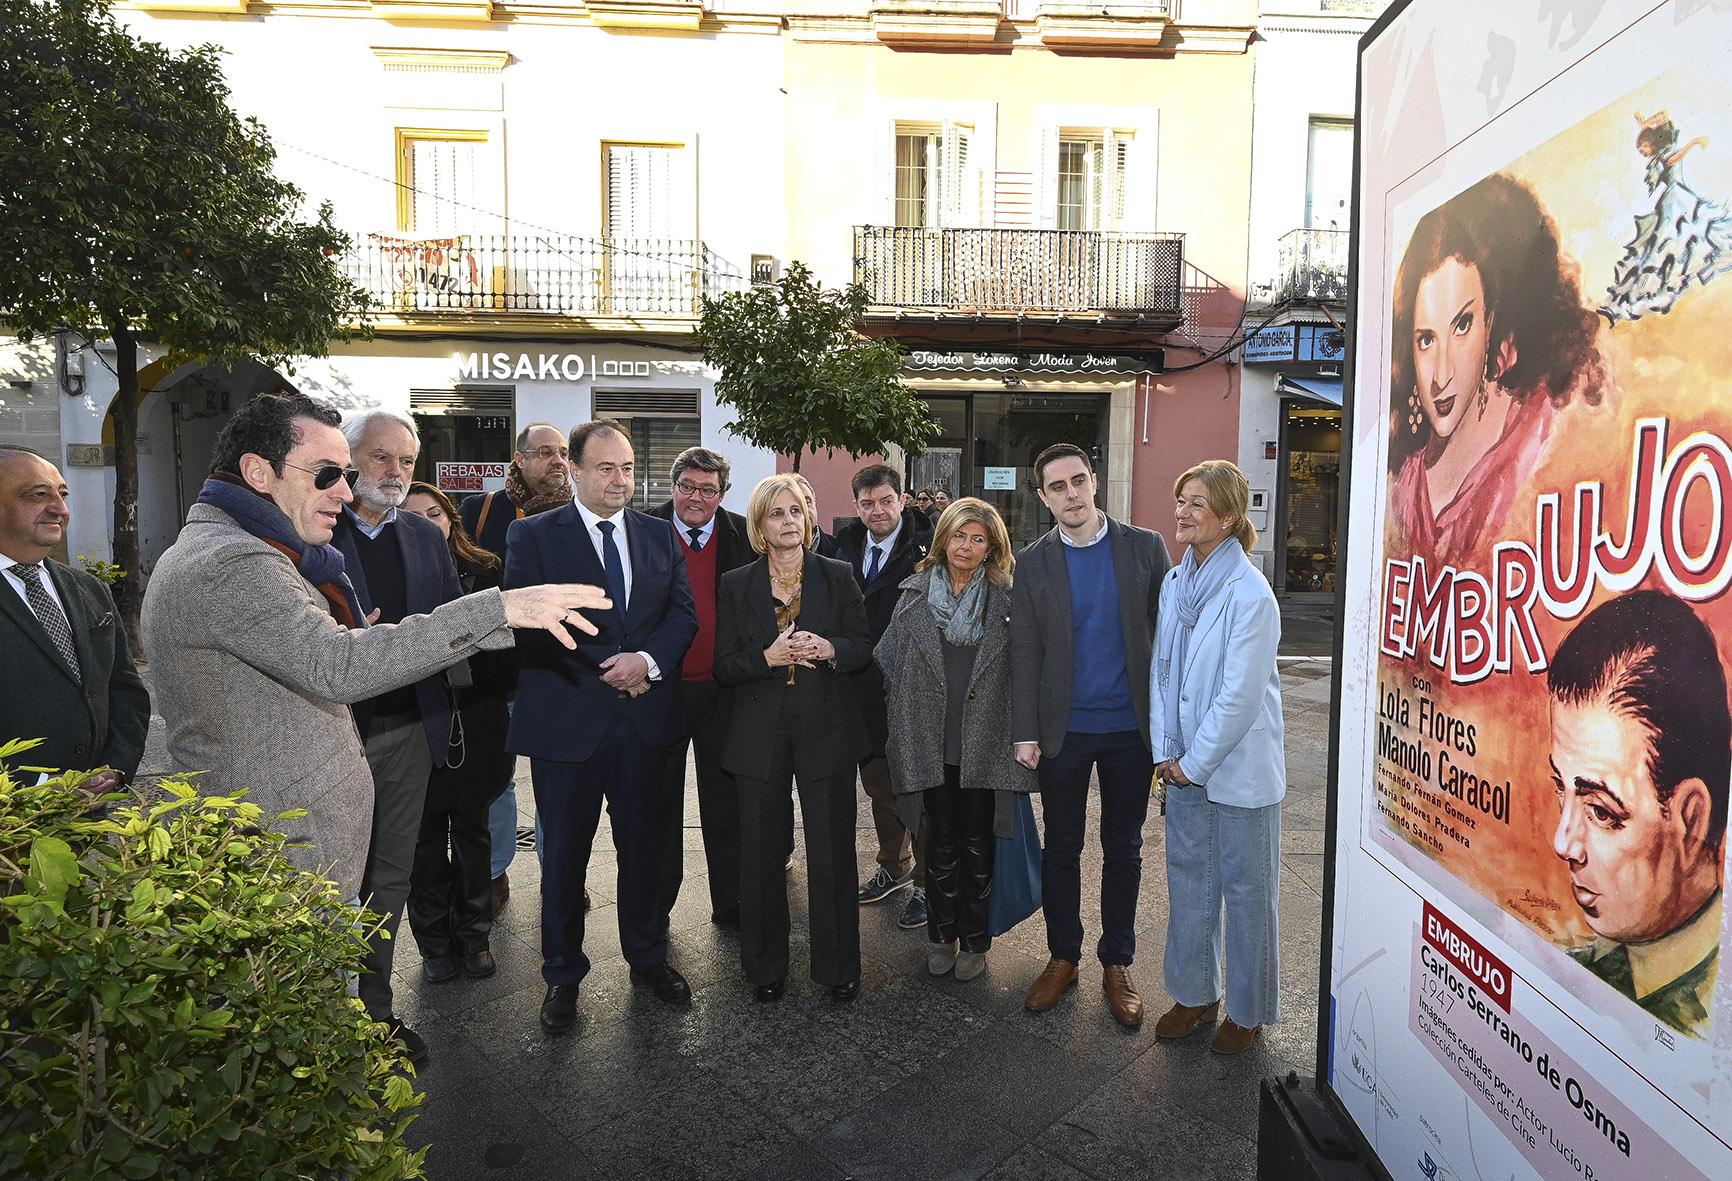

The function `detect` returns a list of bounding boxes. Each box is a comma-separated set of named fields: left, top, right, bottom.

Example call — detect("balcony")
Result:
left=342, top=232, right=745, bottom=321
left=853, top=226, right=1184, bottom=324
left=1268, top=227, right=1349, bottom=305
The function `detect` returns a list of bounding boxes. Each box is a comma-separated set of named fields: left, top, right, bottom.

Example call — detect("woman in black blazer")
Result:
left=715, top=474, right=871, bottom=1003
left=401, top=482, right=521, bottom=982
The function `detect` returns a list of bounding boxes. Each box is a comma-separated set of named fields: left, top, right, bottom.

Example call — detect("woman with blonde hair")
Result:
left=714, top=474, right=872, bottom=1003
left=1150, top=460, right=1287, bottom=1054
left=876, top=498, right=1035, bottom=980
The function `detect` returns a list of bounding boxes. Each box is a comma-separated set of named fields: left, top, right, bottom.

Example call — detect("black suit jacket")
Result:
left=458, top=488, right=523, bottom=563
left=833, top=508, right=933, bottom=755
left=714, top=552, right=871, bottom=780
left=0, top=558, right=150, bottom=777
left=504, top=504, right=697, bottom=763
left=331, top=510, right=463, bottom=764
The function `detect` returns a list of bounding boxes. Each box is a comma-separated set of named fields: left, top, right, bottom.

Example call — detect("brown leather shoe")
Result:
left=1023, top=958, right=1078, bottom=1011
left=1210, top=1018, right=1260, bottom=1055
left=1154, top=999, right=1220, bottom=1040
left=1101, top=965, right=1144, bottom=1028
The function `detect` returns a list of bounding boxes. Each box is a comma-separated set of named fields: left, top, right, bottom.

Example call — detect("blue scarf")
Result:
left=925, top=564, right=988, bottom=646
left=1156, top=540, right=1245, bottom=760
left=195, top=474, right=365, bottom=628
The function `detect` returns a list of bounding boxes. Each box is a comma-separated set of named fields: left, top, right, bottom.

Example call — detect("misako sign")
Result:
left=1328, top=3, right=1732, bottom=1179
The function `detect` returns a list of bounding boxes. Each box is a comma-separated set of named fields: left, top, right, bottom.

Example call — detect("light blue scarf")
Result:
left=1157, top=540, right=1245, bottom=760
left=926, top=564, right=988, bottom=646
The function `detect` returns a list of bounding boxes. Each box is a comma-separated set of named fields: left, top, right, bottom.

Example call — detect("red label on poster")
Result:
left=1423, top=902, right=1511, bottom=1012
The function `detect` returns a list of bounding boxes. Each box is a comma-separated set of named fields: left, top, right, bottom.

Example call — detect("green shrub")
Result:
left=0, top=739, right=425, bottom=1179
left=75, top=556, right=127, bottom=588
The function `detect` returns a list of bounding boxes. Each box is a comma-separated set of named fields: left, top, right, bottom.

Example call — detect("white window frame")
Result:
left=873, top=100, right=998, bottom=228
left=1034, top=104, right=1159, bottom=232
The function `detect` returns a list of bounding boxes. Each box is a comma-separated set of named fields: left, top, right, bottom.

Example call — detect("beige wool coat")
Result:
left=141, top=503, right=515, bottom=900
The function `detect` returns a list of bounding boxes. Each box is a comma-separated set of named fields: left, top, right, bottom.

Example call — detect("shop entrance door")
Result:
left=908, top=390, right=1110, bottom=551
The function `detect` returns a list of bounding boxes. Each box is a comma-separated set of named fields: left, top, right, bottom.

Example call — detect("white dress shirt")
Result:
left=1059, top=510, right=1110, bottom=548
left=677, top=512, right=717, bottom=550
left=570, top=499, right=660, bottom=680
left=865, top=515, right=903, bottom=576
left=1, top=552, right=70, bottom=621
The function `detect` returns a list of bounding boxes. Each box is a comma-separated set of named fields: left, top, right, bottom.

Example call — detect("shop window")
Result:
left=1281, top=403, right=1342, bottom=594
left=593, top=390, right=700, bottom=510
left=409, top=386, right=514, bottom=505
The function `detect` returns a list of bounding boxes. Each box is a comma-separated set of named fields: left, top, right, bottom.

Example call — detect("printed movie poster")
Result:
left=1372, top=58, right=1732, bottom=1045
left=1334, top=4, right=1732, bottom=1179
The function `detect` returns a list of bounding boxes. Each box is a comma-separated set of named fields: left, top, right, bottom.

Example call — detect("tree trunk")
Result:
left=106, top=318, right=143, bottom=660
left=791, top=449, right=802, bottom=473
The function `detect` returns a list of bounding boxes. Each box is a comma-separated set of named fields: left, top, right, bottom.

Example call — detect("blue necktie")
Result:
left=865, top=544, right=882, bottom=583
left=597, top=520, right=627, bottom=616
left=687, top=527, right=703, bottom=551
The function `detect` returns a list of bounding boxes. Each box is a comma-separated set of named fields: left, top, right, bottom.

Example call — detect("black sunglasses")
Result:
left=282, top=460, right=361, bottom=490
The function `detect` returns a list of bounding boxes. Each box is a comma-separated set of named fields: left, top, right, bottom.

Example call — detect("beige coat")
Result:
left=141, top=503, right=513, bottom=899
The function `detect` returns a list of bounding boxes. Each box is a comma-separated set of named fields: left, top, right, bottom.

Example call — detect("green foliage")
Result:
left=0, top=0, right=369, bottom=365
left=0, top=739, right=425, bottom=1179
left=696, top=261, right=935, bottom=469
left=76, top=555, right=127, bottom=588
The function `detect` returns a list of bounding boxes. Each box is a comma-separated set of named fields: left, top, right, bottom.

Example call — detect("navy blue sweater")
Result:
left=1063, top=533, right=1137, bottom=734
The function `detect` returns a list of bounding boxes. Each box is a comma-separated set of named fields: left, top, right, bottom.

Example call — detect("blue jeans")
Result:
left=1162, top=786, right=1282, bottom=1028
left=487, top=784, right=518, bottom=879
left=1036, top=729, right=1153, bottom=967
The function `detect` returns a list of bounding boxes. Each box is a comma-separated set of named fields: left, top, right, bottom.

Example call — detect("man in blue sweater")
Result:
left=1010, top=443, right=1171, bottom=1028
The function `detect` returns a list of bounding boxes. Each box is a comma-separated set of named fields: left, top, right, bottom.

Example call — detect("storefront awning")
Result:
left=1276, top=374, right=1344, bottom=408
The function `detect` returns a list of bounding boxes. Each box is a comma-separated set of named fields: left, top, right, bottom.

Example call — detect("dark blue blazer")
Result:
left=331, top=509, right=463, bottom=765
left=503, top=504, right=697, bottom=763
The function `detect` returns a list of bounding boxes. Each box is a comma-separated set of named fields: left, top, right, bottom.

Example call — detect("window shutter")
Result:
left=1035, top=125, right=1060, bottom=229
left=1108, top=131, right=1131, bottom=230
left=409, top=138, right=480, bottom=235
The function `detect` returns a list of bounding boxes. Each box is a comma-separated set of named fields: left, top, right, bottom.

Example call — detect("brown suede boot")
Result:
left=1101, top=965, right=1144, bottom=1028
left=1154, top=999, right=1220, bottom=1040
left=1023, top=958, right=1078, bottom=1011
left=1210, top=1018, right=1260, bottom=1055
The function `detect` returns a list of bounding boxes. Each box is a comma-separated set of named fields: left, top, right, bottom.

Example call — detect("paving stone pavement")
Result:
left=134, top=602, right=1337, bottom=1180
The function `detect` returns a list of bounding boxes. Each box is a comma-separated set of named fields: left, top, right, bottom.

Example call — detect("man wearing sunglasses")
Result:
left=649, top=447, right=755, bottom=932
left=142, top=392, right=610, bottom=1065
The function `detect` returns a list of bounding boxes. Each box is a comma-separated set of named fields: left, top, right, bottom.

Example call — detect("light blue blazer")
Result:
left=1148, top=547, right=1287, bottom=809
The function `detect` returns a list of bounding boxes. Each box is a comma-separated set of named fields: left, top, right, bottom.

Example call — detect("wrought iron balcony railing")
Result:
left=1272, top=227, right=1350, bottom=305
left=342, top=232, right=746, bottom=318
left=853, top=226, right=1185, bottom=318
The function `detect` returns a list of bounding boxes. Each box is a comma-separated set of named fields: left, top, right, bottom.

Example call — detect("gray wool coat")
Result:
left=141, top=503, right=515, bottom=901
left=874, top=572, right=1035, bottom=835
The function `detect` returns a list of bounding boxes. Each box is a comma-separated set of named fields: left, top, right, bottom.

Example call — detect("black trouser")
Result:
left=736, top=705, right=860, bottom=987
left=1037, top=728, right=1153, bottom=967
left=408, top=799, right=494, bottom=958
left=658, top=678, right=738, bottom=923
left=923, top=764, right=995, bottom=953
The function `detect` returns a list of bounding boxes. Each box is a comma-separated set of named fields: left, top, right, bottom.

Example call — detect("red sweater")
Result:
left=683, top=532, right=719, bottom=681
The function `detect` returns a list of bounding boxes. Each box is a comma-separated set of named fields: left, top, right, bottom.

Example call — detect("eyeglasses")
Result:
left=524, top=446, right=570, bottom=461
left=674, top=480, right=722, bottom=501
left=282, top=460, right=360, bottom=490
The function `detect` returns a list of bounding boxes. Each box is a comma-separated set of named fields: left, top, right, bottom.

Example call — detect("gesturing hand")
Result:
left=500, top=584, right=614, bottom=649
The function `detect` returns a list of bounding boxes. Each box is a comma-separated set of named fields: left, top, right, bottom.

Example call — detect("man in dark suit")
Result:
left=834, top=463, right=932, bottom=928
left=460, top=420, right=573, bottom=912
left=0, top=445, right=148, bottom=788
left=1011, top=443, right=1171, bottom=1029
left=330, top=409, right=462, bottom=1063
left=649, top=446, right=755, bottom=930
left=506, top=420, right=698, bottom=1034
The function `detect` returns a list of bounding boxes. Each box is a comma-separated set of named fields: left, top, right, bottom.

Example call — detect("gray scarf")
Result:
left=926, top=564, right=988, bottom=646
left=1157, top=540, right=1245, bottom=760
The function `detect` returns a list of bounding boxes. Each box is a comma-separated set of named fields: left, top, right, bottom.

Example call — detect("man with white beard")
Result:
left=331, top=407, right=463, bottom=1062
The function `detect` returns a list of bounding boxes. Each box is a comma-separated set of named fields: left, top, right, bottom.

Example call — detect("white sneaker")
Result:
left=927, top=943, right=957, bottom=976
